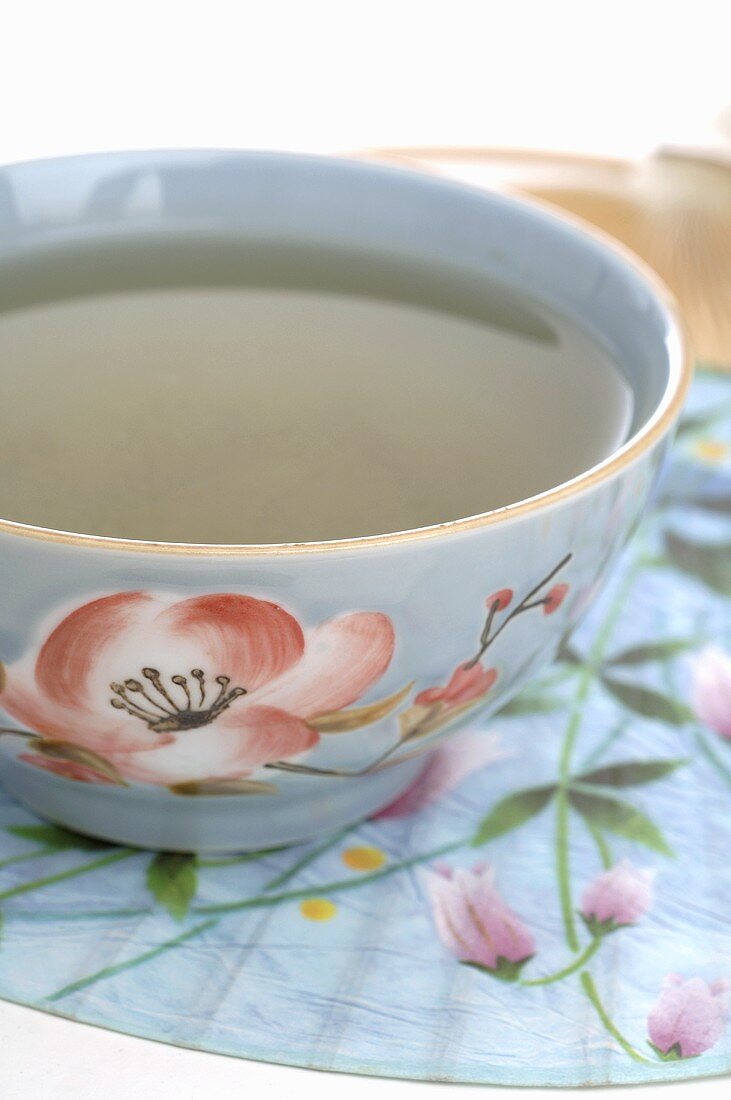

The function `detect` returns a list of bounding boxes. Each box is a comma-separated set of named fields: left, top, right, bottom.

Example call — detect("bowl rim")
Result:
left=0, top=149, right=693, bottom=557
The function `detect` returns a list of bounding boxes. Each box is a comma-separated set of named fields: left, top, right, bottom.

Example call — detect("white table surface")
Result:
left=0, top=998, right=727, bottom=1100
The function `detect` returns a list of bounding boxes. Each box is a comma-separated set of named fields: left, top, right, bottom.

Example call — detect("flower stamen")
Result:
left=171, top=674, right=191, bottom=708
left=109, top=668, right=247, bottom=732
left=191, top=668, right=206, bottom=705
left=124, top=677, right=176, bottom=716
left=142, top=667, right=180, bottom=713
left=110, top=682, right=168, bottom=722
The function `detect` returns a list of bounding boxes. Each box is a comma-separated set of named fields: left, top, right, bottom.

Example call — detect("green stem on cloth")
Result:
left=586, top=822, right=613, bottom=870
left=555, top=561, right=642, bottom=953
left=695, top=730, right=731, bottom=789
left=0, top=849, right=136, bottom=903
left=6, top=906, right=153, bottom=922
left=46, top=825, right=364, bottom=1001
left=580, top=971, right=652, bottom=1063
left=197, top=847, right=285, bottom=868
left=47, top=919, right=219, bottom=1002
left=195, top=837, right=469, bottom=915
left=0, top=849, right=54, bottom=872
left=578, top=719, right=630, bottom=773
left=264, top=827, right=355, bottom=891
left=522, top=937, right=601, bottom=986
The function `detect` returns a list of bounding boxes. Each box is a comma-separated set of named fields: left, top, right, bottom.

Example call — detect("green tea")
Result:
left=0, top=238, right=633, bottom=543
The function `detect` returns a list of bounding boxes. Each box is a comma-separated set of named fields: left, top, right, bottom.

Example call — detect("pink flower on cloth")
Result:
left=375, top=731, right=508, bottom=819
left=0, top=592, right=394, bottom=787
left=414, top=662, right=497, bottom=710
left=426, top=862, right=535, bottom=980
left=648, top=975, right=728, bottom=1059
left=691, top=646, right=731, bottom=739
left=580, top=861, right=654, bottom=935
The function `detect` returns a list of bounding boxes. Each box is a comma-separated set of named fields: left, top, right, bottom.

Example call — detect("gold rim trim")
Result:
left=0, top=189, right=692, bottom=557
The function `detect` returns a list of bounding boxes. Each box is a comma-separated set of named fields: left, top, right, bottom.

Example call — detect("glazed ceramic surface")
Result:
left=0, top=152, right=689, bottom=850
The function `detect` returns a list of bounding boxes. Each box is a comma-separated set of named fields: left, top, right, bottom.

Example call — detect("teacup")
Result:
left=0, top=151, right=690, bottom=850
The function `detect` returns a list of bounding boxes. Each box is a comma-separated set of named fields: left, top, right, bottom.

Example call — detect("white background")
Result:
left=1, top=1, right=730, bottom=1096
left=0, top=999, right=728, bottom=1099
left=0, top=0, right=730, bottom=165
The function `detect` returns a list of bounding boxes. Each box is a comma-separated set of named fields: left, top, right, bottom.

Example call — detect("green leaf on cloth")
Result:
left=498, top=694, right=565, bottom=716
left=146, top=853, right=198, bottom=920
left=605, top=639, right=702, bottom=666
left=575, top=759, right=688, bottom=788
left=664, top=531, right=731, bottom=595
left=568, top=790, right=673, bottom=855
left=473, top=786, right=556, bottom=846
left=6, top=824, right=111, bottom=851
left=600, top=676, right=694, bottom=725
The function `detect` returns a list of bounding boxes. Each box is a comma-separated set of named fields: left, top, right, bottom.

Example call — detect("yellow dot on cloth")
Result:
left=299, top=898, right=338, bottom=921
left=341, top=846, right=387, bottom=872
left=694, top=439, right=730, bottom=464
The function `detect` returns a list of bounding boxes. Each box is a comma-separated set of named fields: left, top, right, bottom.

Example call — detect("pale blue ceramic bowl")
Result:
left=0, top=151, right=690, bottom=849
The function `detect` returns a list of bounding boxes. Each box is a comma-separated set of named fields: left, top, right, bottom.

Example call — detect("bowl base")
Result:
left=0, top=753, right=427, bottom=852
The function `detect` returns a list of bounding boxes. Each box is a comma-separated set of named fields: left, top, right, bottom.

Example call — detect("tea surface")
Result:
left=0, top=255, right=633, bottom=543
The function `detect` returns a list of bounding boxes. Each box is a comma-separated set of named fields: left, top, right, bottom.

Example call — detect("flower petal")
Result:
left=252, top=612, right=395, bottom=718
left=34, top=592, right=154, bottom=707
left=463, top=865, right=535, bottom=964
left=112, top=705, right=318, bottom=785
left=414, top=662, right=497, bottom=708
left=18, top=752, right=119, bottom=785
left=1, top=665, right=168, bottom=753
left=153, top=594, right=305, bottom=691
left=443, top=663, right=498, bottom=705
left=580, top=861, right=653, bottom=926
left=648, top=974, right=728, bottom=1057
left=692, top=646, right=731, bottom=737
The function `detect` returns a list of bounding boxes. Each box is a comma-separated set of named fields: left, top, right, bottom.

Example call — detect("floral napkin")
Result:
left=0, top=367, right=730, bottom=1087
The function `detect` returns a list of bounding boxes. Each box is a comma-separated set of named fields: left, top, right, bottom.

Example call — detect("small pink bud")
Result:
left=648, top=975, right=728, bottom=1059
left=426, top=862, right=535, bottom=981
left=580, top=861, right=654, bottom=934
left=486, top=588, right=513, bottom=611
left=543, top=583, right=569, bottom=615
left=691, top=646, right=731, bottom=739
left=415, top=663, right=497, bottom=709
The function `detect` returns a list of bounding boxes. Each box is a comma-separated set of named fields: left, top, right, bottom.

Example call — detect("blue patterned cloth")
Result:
left=0, top=369, right=730, bottom=1087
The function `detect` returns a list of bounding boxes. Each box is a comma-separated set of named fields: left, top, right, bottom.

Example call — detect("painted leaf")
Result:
left=664, top=531, right=731, bottom=595
left=35, top=741, right=128, bottom=785
left=146, top=853, right=197, bottom=920
left=557, top=640, right=582, bottom=665
left=169, top=778, right=278, bottom=796
left=676, top=402, right=731, bottom=437
left=606, top=638, right=702, bottom=666
left=600, top=676, right=694, bottom=726
left=309, top=681, right=414, bottom=733
left=692, top=495, right=731, bottom=517
left=568, top=789, right=673, bottom=855
left=398, top=702, right=434, bottom=740
left=6, top=823, right=110, bottom=851
left=399, top=696, right=482, bottom=742
left=498, top=694, right=564, bottom=717
left=472, top=785, right=556, bottom=846
left=575, top=758, right=688, bottom=788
